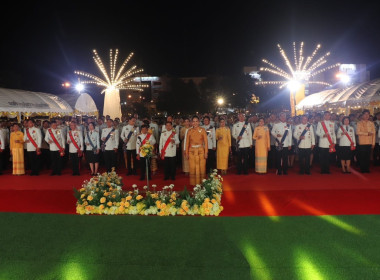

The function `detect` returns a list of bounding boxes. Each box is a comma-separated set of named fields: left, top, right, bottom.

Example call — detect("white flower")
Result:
left=132, top=184, right=137, bottom=188
left=152, top=184, right=157, bottom=188
left=202, top=179, right=206, bottom=183
left=143, top=186, right=148, bottom=190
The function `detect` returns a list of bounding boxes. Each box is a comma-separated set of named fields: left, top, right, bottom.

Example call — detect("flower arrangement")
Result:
left=140, top=142, right=154, bottom=158
left=73, top=169, right=224, bottom=216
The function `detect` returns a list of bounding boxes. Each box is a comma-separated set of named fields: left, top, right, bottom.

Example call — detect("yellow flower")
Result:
left=100, top=197, right=106, bottom=204
left=99, top=204, right=105, bottom=210
left=87, top=196, right=93, bottom=201
left=112, top=194, right=116, bottom=198
left=80, top=188, right=85, bottom=192
left=151, top=193, right=158, bottom=199
left=80, top=194, right=85, bottom=198
left=126, top=196, right=132, bottom=201
left=107, top=201, right=113, bottom=207
left=211, top=199, right=217, bottom=204
left=124, top=202, right=130, bottom=208
left=136, top=195, right=143, bottom=201
left=119, top=206, right=125, bottom=212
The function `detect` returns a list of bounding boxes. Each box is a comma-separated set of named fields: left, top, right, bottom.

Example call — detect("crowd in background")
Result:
left=1, top=110, right=380, bottom=184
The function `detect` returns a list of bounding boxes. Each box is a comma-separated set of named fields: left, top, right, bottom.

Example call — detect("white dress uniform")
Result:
left=136, top=133, right=156, bottom=157
left=271, top=122, right=292, bottom=148
left=101, top=127, right=119, bottom=151
left=24, top=127, right=42, bottom=151
left=232, top=121, right=253, bottom=148
left=159, top=130, right=180, bottom=157
left=337, top=125, right=356, bottom=147
left=316, top=120, right=336, bottom=173
left=85, top=130, right=100, bottom=150
left=161, top=124, right=180, bottom=136
left=201, top=124, right=216, bottom=150
left=0, top=129, right=5, bottom=150
left=45, top=128, right=65, bottom=151
left=294, top=123, right=315, bottom=148
left=67, top=129, right=84, bottom=153
left=316, top=121, right=336, bottom=148
left=149, top=122, right=159, bottom=142
left=121, top=125, right=139, bottom=150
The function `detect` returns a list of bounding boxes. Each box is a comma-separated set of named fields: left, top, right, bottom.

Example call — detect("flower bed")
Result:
left=73, top=169, right=224, bottom=216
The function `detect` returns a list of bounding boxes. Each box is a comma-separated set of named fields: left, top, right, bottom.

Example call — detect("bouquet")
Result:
left=140, top=143, right=154, bottom=158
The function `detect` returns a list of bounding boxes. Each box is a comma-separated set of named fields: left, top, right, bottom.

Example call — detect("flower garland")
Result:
left=74, top=169, right=224, bottom=216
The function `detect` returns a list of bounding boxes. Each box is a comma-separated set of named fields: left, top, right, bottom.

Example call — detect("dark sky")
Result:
left=1, top=1, right=380, bottom=94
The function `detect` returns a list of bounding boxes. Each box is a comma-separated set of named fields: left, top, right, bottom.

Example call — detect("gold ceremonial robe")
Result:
left=10, top=131, right=25, bottom=175
left=215, top=127, right=231, bottom=170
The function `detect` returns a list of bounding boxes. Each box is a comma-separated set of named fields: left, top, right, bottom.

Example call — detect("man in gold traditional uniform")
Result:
left=185, top=116, right=208, bottom=185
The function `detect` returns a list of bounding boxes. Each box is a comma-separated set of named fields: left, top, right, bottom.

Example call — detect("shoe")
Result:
left=305, top=172, right=311, bottom=175
left=139, top=177, right=144, bottom=181
left=276, top=170, right=282, bottom=175
left=283, top=171, right=288, bottom=175
left=50, top=173, right=55, bottom=176
left=299, top=172, right=304, bottom=175
left=346, top=171, right=351, bottom=174
left=171, top=177, right=175, bottom=180
left=164, top=177, right=168, bottom=180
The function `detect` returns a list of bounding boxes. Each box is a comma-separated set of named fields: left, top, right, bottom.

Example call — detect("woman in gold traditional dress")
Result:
left=10, top=123, right=25, bottom=175
left=252, top=118, right=270, bottom=174
left=185, top=116, right=208, bottom=185
left=180, top=118, right=191, bottom=175
left=215, top=118, right=231, bottom=175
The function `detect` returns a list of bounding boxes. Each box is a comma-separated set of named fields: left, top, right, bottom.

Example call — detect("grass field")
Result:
left=1, top=213, right=380, bottom=280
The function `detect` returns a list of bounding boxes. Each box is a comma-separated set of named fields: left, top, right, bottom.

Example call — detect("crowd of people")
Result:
left=0, top=110, right=379, bottom=185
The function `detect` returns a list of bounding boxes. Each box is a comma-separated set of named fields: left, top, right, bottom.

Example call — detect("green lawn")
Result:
left=1, top=213, right=380, bottom=280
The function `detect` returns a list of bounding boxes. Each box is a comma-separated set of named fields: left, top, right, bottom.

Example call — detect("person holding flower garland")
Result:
left=136, top=124, right=156, bottom=181
left=185, top=116, right=208, bottom=185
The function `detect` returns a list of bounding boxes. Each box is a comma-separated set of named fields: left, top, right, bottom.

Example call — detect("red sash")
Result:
left=26, top=128, right=41, bottom=155
left=321, top=121, right=335, bottom=153
left=69, top=131, right=82, bottom=156
left=141, top=133, right=152, bottom=146
left=48, top=129, right=65, bottom=156
left=340, top=126, right=355, bottom=150
left=161, top=131, right=176, bottom=160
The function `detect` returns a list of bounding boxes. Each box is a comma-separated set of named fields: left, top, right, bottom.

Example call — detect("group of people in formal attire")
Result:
left=0, top=109, right=379, bottom=185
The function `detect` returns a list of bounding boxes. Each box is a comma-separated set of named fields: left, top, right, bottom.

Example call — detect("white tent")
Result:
left=296, top=79, right=380, bottom=113
left=59, top=92, right=98, bottom=117
left=0, top=87, right=73, bottom=120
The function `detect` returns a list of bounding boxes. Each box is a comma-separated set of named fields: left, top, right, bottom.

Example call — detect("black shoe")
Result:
left=305, top=172, right=311, bottom=175
left=164, top=177, right=168, bottom=180
left=299, top=172, right=304, bottom=175
left=139, top=177, right=144, bottom=181
left=283, top=171, right=288, bottom=175
left=276, top=170, right=282, bottom=175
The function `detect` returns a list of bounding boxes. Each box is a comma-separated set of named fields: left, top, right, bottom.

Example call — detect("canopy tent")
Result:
left=0, top=87, right=73, bottom=120
left=58, top=92, right=98, bottom=117
left=296, top=79, right=380, bottom=114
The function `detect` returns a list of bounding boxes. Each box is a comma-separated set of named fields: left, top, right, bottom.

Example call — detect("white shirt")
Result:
left=101, top=127, right=119, bottom=150
left=201, top=124, right=216, bottom=149
left=271, top=122, right=292, bottom=147
left=0, top=128, right=9, bottom=146
left=294, top=123, right=315, bottom=148
left=232, top=121, right=252, bottom=148
left=159, top=130, right=180, bottom=157
left=316, top=120, right=337, bottom=148
left=44, top=128, right=65, bottom=151
left=120, top=125, right=139, bottom=150
left=136, top=133, right=156, bottom=157
left=24, top=127, right=42, bottom=151
left=337, top=125, right=356, bottom=147
left=374, top=120, right=380, bottom=143
left=0, top=129, right=5, bottom=149
left=85, top=130, right=100, bottom=150
left=67, top=129, right=84, bottom=153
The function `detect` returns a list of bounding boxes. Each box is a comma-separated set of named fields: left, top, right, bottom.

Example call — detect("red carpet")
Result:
left=1, top=164, right=380, bottom=216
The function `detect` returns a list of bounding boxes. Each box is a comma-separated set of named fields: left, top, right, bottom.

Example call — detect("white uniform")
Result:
left=44, top=128, right=65, bottom=151
left=294, top=123, right=315, bottom=148
left=232, top=121, right=253, bottom=148
left=24, top=127, right=42, bottom=151
left=159, top=130, right=180, bottom=157
left=337, top=125, right=356, bottom=147
left=0, top=129, right=5, bottom=150
left=0, top=128, right=9, bottom=147
left=85, top=130, right=100, bottom=150
left=101, top=127, right=119, bottom=150
left=271, top=122, right=292, bottom=148
left=374, top=120, right=380, bottom=144
left=136, top=133, right=156, bottom=157
left=201, top=124, right=216, bottom=149
left=149, top=122, right=159, bottom=141
left=67, top=129, right=84, bottom=153
left=120, top=125, right=139, bottom=150
left=316, top=121, right=336, bottom=148
left=161, top=124, right=180, bottom=136
left=57, top=124, right=68, bottom=143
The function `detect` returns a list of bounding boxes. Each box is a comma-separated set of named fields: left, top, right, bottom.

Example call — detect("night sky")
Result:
left=1, top=1, right=380, bottom=94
